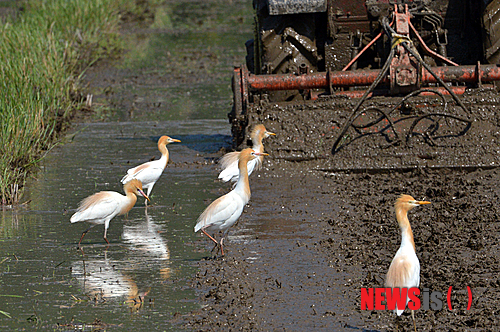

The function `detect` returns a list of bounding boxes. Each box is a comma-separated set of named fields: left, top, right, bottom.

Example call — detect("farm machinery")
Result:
left=230, top=0, right=500, bottom=170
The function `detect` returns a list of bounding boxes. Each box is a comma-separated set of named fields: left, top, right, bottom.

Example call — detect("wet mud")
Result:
left=242, top=90, right=500, bottom=170
left=188, top=161, right=500, bottom=331
left=73, top=1, right=499, bottom=330
left=186, top=92, right=500, bottom=331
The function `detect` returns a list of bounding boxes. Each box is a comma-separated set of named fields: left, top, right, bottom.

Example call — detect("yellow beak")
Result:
left=139, top=189, right=150, bottom=202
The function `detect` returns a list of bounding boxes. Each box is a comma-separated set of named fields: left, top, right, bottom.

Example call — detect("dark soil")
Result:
left=186, top=92, right=500, bottom=331
left=187, top=164, right=500, bottom=331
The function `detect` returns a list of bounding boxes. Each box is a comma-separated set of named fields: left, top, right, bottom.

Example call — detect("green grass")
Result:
left=0, top=0, right=127, bottom=205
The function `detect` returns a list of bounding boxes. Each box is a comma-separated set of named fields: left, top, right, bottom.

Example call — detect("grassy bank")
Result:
left=0, top=0, right=126, bottom=206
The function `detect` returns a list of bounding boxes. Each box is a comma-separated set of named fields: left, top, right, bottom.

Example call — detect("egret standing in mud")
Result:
left=121, top=135, right=181, bottom=205
left=195, top=148, right=268, bottom=256
left=70, top=179, right=150, bottom=247
left=218, top=124, right=275, bottom=183
left=385, top=194, right=430, bottom=332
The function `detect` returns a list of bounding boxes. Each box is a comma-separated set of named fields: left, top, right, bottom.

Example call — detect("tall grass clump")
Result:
left=0, top=0, right=124, bottom=205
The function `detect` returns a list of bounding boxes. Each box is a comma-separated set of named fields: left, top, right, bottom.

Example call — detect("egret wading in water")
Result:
left=121, top=135, right=181, bottom=205
left=70, top=179, right=150, bottom=247
left=195, top=148, right=268, bottom=256
left=218, top=124, right=275, bottom=183
left=385, top=194, right=430, bottom=332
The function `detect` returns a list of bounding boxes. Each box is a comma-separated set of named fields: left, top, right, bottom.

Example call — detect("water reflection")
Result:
left=0, top=210, right=20, bottom=238
left=123, top=209, right=170, bottom=260
left=72, top=252, right=141, bottom=302
left=122, top=209, right=171, bottom=279
left=72, top=209, right=171, bottom=311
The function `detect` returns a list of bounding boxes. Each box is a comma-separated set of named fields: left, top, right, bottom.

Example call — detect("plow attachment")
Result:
left=230, top=1, right=500, bottom=170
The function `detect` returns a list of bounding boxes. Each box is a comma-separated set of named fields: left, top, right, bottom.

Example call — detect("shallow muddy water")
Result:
left=86, top=0, right=253, bottom=122
left=1, top=120, right=231, bottom=330
left=0, top=0, right=253, bottom=330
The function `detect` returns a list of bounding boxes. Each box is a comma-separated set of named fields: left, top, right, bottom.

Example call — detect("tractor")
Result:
left=230, top=0, right=500, bottom=170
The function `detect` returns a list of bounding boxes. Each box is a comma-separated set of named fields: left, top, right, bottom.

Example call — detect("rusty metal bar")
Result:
left=420, top=65, right=500, bottom=84
left=245, top=64, right=500, bottom=91
left=247, top=70, right=381, bottom=90
left=331, top=86, right=469, bottom=98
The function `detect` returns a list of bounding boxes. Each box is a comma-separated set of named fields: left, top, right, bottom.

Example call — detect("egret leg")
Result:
left=220, top=237, right=225, bottom=256
left=411, top=310, right=416, bottom=332
left=78, top=225, right=96, bottom=247
left=103, top=225, right=110, bottom=245
left=201, top=228, right=219, bottom=246
left=210, top=242, right=219, bottom=254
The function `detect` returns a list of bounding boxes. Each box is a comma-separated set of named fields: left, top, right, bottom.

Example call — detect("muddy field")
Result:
left=186, top=93, right=500, bottom=331
left=75, top=1, right=499, bottom=330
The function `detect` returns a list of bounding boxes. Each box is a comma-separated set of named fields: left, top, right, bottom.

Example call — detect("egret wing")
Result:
left=132, top=165, right=164, bottom=185
left=70, top=192, right=121, bottom=223
left=194, top=194, right=240, bottom=232
left=121, top=160, right=160, bottom=184
left=218, top=152, right=240, bottom=182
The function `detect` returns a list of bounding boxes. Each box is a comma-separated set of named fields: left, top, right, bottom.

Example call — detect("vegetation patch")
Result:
left=0, top=0, right=130, bottom=206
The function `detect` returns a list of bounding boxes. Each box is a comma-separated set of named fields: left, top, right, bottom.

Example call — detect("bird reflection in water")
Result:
left=72, top=251, right=149, bottom=312
left=72, top=207, right=171, bottom=311
left=121, top=209, right=171, bottom=280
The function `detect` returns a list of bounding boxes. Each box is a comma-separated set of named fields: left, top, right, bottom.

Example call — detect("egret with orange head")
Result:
left=385, top=194, right=430, bottom=332
left=70, top=179, right=150, bottom=246
left=218, top=124, right=275, bottom=183
left=121, top=135, right=181, bottom=205
left=196, top=148, right=268, bottom=255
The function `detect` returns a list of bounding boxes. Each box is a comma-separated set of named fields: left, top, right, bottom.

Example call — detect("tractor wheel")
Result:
left=482, top=0, right=500, bottom=64
left=253, top=5, right=324, bottom=102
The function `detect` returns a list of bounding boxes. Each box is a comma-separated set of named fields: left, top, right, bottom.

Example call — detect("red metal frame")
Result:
left=232, top=4, right=500, bottom=113
left=235, top=64, right=500, bottom=92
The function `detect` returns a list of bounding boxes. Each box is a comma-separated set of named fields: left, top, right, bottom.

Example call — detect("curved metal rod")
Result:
left=353, top=89, right=446, bottom=130
left=351, top=106, right=397, bottom=131
left=385, top=88, right=447, bottom=118
left=350, top=106, right=401, bottom=141
left=407, top=113, right=472, bottom=142
left=350, top=107, right=389, bottom=129
left=334, top=87, right=471, bottom=151
left=332, top=46, right=396, bottom=152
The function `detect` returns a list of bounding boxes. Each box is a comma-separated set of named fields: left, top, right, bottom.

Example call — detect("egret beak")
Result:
left=417, top=201, right=431, bottom=205
left=254, top=152, right=269, bottom=156
left=170, top=138, right=181, bottom=143
left=139, top=189, right=150, bottom=202
left=267, top=131, right=276, bottom=136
